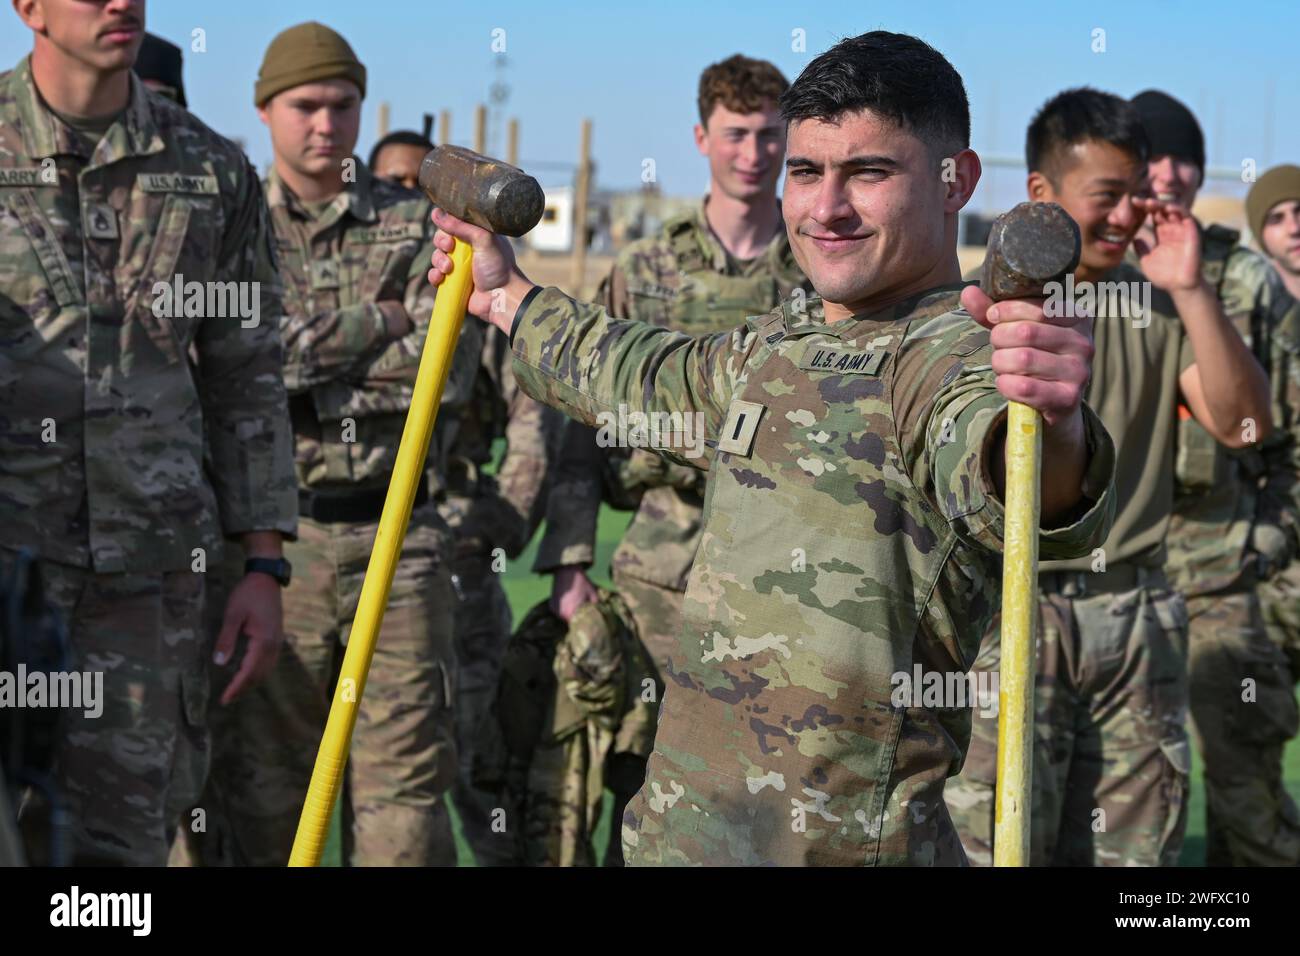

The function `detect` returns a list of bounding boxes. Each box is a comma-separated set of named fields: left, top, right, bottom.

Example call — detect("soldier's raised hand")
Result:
left=429, top=207, right=537, bottom=331
left=1132, top=197, right=1202, bottom=293
left=960, top=284, right=1094, bottom=430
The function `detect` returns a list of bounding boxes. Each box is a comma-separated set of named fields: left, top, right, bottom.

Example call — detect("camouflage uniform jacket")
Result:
left=438, top=325, right=560, bottom=561
left=1165, top=223, right=1300, bottom=596
left=265, top=163, right=481, bottom=494
left=510, top=283, right=1117, bottom=866
left=0, top=57, right=296, bottom=573
left=534, top=199, right=808, bottom=589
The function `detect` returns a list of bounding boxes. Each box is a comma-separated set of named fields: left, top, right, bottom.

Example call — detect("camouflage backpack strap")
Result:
left=1200, top=223, right=1240, bottom=296
left=664, top=213, right=711, bottom=275
left=1174, top=223, right=1249, bottom=494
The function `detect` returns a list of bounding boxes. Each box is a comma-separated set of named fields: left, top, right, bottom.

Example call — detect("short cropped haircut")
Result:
left=368, top=130, right=435, bottom=172
left=1026, top=87, right=1149, bottom=184
left=778, top=31, right=969, bottom=159
left=698, top=54, right=789, bottom=126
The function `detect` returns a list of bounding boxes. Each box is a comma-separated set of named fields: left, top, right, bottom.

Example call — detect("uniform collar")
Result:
left=675, top=195, right=796, bottom=275
left=824, top=282, right=970, bottom=339
left=265, top=158, right=380, bottom=230
left=11, top=55, right=164, bottom=164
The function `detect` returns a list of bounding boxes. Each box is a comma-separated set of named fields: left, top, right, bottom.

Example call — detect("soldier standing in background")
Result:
left=370, top=130, right=433, bottom=192
left=532, top=54, right=808, bottom=863
left=1, top=0, right=296, bottom=865
left=196, top=22, right=481, bottom=867
left=1132, top=92, right=1300, bottom=867
left=946, top=88, right=1274, bottom=867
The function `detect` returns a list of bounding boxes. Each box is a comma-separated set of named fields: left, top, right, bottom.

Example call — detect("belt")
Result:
left=298, top=474, right=428, bottom=524
left=1038, top=564, right=1167, bottom=597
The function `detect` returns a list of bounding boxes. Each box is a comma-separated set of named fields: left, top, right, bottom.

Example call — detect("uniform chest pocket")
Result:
left=131, top=194, right=221, bottom=361
left=4, top=189, right=82, bottom=311
left=344, top=233, right=422, bottom=303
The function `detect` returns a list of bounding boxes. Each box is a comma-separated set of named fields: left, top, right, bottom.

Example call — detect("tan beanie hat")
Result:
left=1246, top=164, right=1300, bottom=251
left=255, top=22, right=366, bottom=107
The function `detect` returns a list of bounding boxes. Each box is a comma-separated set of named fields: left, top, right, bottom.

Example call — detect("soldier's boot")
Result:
left=1186, top=590, right=1300, bottom=866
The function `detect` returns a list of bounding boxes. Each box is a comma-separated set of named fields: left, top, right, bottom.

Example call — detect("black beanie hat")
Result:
left=134, top=33, right=186, bottom=108
left=1131, top=90, right=1204, bottom=176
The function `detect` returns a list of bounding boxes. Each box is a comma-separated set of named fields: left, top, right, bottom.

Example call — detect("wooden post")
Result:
left=570, top=118, right=592, bottom=295
left=507, top=118, right=519, bottom=168
left=439, top=109, right=451, bottom=146
left=377, top=101, right=390, bottom=139
left=474, top=104, right=487, bottom=155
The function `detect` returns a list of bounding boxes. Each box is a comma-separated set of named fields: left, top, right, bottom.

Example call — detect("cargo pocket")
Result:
left=1226, top=625, right=1300, bottom=746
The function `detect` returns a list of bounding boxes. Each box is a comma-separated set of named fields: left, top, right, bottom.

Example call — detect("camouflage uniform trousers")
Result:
left=6, top=548, right=210, bottom=866
left=194, top=503, right=459, bottom=866
left=1185, top=585, right=1300, bottom=866
left=945, top=570, right=1190, bottom=866
left=1258, top=561, right=1300, bottom=688
left=448, top=551, right=517, bottom=866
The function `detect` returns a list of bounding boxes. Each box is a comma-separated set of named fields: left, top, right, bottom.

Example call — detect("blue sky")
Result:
left=3, top=0, right=1296, bottom=211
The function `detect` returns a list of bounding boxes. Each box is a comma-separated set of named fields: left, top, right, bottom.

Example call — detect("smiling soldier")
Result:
left=429, top=31, right=1119, bottom=866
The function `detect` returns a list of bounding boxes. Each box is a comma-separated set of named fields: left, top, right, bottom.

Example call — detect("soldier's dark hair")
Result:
left=778, top=31, right=969, bottom=159
left=367, top=130, right=435, bottom=171
left=698, top=54, right=789, bottom=125
left=1026, top=88, right=1150, bottom=185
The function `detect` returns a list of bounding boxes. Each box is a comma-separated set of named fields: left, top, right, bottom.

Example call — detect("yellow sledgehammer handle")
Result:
left=288, top=240, right=474, bottom=867
left=993, top=400, right=1041, bottom=867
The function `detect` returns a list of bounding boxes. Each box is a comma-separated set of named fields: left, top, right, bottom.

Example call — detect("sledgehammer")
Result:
left=980, top=202, right=1080, bottom=868
left=289, top=146, right=543, bottom=867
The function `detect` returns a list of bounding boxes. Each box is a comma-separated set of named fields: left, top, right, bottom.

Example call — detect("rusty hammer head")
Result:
left=980, top=201, right=1081, bottom=302
left=418, top=144, right=545, bottom=238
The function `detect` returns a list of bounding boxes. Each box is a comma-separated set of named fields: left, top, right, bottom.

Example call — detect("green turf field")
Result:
left=324, top=504, right=1300, bottom=866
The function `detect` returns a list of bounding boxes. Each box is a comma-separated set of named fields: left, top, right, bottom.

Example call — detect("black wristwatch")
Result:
left=245, top=556, right=292, bottom=587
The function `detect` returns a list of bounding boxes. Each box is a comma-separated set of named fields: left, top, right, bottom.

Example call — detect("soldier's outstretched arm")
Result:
left=428, top=208, right=747, bottom=444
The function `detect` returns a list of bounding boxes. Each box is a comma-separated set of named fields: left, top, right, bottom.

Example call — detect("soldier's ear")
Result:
left=1027, top=171, right=1054, bottom=203
left=693, top=123, right=708, bottom=157
left=14, top=0, right=45, bottom=32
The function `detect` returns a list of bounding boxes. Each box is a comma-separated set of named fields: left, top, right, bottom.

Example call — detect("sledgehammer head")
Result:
left=980, top=201, right=1081, bottom=302
left=418, top=144, right=545, bottom=238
